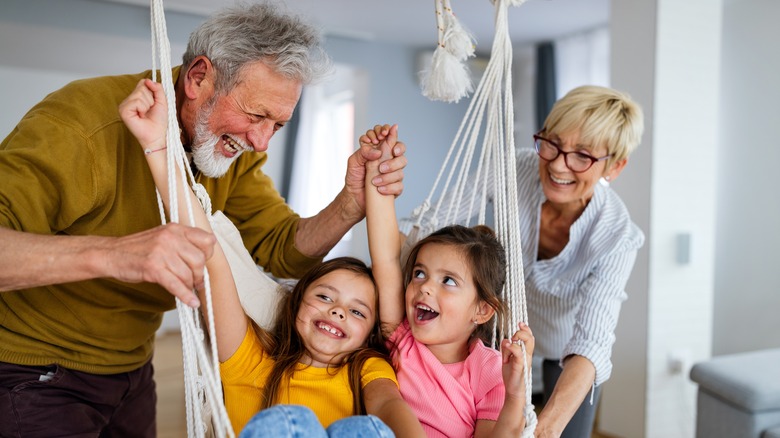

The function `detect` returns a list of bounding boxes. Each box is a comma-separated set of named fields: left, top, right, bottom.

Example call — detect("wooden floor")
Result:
left=153, top=331, right=614, bottom=437
left=152, top=332, right=187, bottom=438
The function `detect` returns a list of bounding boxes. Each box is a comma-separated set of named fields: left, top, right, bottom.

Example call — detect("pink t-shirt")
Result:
left=388, top=320, right=505, bottom=437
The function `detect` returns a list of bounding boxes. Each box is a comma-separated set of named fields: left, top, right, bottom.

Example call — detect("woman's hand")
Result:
left=118, top=78, right=168, bottom=151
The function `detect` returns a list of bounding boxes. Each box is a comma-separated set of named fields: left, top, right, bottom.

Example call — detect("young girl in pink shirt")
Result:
left=363, top=125, right=535, bottom=437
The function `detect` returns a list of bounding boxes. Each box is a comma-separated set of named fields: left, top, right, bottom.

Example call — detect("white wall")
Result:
left=602, top=0, right=780, bottom=437
left=646, top=3, right=722, bottom=437
left=599, top=0, right=656, bottom=434
left=601, top=1, right=724, bottom=437
left=713, top=0, right=780, bottom=356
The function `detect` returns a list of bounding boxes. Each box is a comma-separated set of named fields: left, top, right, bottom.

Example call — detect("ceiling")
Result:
left=104, top=0, right=609, bottom=50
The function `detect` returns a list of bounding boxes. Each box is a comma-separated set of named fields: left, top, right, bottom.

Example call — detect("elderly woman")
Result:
left=401, top=85, right=644, bottom=437
left=522, top=85, right=644, bottom=437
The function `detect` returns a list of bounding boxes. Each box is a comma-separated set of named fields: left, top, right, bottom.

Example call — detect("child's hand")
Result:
left=119, top=78, right=168, bottom=151
left=500, top=322, right=535, bottom=401
left=362, top=124, right=398, bottom=195
left=363, top=124, right=398, bottom=173
left=359, top=124, right=393, bottom=148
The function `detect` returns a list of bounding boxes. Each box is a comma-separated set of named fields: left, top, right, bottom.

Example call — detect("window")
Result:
left=287, top=64, right=368, bottom=259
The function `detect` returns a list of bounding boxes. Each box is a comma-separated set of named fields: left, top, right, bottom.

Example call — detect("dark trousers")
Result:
left=542, top=359, right=602, bottom=438
left=0, top=360, right=156, bottom=438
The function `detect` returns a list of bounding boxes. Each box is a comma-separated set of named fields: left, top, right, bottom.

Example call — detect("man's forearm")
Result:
left=294, top=188, right=363, bottom=258
left=536, top=355, right=596, bottom=437
left=1, top=222, right=215, bottom=304
left=0, top=226, right=110, bottom=292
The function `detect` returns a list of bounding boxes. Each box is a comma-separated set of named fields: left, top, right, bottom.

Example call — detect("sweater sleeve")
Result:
left=0, top=110, right=99, bottom=233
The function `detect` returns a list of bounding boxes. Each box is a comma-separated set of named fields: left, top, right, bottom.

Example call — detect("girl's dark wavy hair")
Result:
left=254, top=257, right=387, bottom=415
left=402, top=225, right=508, bottom=345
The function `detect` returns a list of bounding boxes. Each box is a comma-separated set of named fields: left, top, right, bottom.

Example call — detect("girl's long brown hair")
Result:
left=256, top=257, right=388, bottom=415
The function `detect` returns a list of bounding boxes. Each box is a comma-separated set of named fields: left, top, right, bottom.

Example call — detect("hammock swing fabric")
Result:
left=414, top=0, right=538, bottom=435
left=148, top=0, right=536, bottom=435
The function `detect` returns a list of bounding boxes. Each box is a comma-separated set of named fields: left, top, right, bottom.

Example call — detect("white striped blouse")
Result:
left=401, top=148, right=644, bottom=385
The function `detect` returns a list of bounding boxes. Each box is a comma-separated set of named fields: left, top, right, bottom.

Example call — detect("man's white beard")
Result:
left=190, top=99, right=244, bottom=178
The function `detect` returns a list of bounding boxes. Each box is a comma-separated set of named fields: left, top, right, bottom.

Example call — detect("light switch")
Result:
left=676, top=233, right=691, bottom=265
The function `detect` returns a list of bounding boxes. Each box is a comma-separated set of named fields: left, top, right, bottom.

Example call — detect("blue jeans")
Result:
left=239, top=404, right=394, bottom=438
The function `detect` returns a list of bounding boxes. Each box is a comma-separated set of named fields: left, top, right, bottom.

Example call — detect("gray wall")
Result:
left=713, top=0, right=780, bottom=356
left=322, top=37, right=469, bottom=218
left=0, top=0, right=201, bottom=134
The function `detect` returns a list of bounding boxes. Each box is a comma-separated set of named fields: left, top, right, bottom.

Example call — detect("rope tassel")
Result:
left=420, top=0, right=476, bottom=103
left=421, top=48, right=473, bottom=103
left=441, top=0, right=475, bottom=61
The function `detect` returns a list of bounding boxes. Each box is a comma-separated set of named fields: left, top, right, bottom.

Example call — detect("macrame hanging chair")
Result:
left=147, top=0, right=536, bottom=435
left=416, top=0, right=538, bottom=435
left=149, top=0, right=235, bottom=436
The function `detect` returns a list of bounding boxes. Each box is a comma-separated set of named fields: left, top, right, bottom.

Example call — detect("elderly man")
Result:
left=0, top=3, right=406, bottom=436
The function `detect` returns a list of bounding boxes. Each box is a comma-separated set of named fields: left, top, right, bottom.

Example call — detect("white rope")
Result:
left=420, top=0, right=476, bottom=103
left=409, top=0, right=536, bottom=434
left=149, top=1, right=234, bottom=436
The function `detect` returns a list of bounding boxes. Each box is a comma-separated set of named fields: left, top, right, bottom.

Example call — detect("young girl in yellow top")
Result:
left=362, top=124, right=535, bottom=437
left=119, top=79, right=423, bottom=437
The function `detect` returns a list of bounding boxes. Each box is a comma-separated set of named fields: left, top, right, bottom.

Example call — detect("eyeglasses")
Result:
left=533, top=134, right=611, bottom=173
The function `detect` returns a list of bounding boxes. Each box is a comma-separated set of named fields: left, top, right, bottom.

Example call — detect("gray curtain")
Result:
left=279, top=90, right=303, bottom=200
left=535, top=42, right=556, bottom=131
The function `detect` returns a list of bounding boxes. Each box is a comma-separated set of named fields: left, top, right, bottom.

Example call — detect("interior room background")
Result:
left=1, top=1, right=777, bottom=436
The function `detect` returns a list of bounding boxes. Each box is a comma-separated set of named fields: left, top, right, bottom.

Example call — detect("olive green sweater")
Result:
left=0, top=69, right=319, bottom=373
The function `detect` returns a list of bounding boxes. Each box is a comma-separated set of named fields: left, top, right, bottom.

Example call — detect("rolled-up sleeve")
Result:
left=562, top=239, right=640, bottom=385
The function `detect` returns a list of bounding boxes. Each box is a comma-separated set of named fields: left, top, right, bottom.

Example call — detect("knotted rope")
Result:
left=150, top=1, right=234, bottom=436
left=411, top=0, right=536, bottom=434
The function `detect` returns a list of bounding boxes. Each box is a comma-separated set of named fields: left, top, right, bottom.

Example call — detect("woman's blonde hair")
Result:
left=542, top=85, right=644, bottom=166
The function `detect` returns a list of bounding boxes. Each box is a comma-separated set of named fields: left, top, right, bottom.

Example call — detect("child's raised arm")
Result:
left=119, top=78, right=248, bottom=361
left=363, top=124, right=405, bottom=338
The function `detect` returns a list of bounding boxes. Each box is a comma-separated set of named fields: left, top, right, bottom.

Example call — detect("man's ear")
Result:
left=474, top=301, right=496, bottom=325
left=183, top=56, right=214, bottom=100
